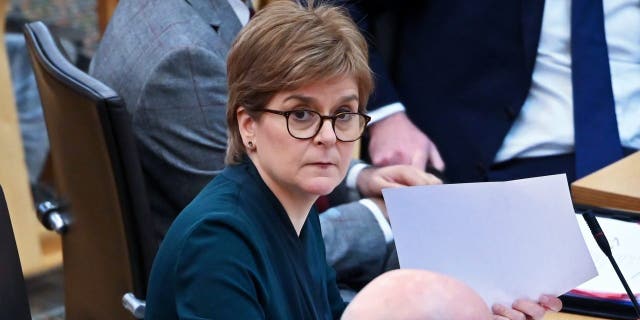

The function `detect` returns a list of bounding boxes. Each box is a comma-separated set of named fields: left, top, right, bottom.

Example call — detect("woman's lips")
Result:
left=308, top=162, right=335, bottom=167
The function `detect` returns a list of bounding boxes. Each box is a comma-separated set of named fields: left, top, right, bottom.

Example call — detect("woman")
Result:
left=145, top=1, right=561, bottom=319
left=146, top=2, right=367, bottom=318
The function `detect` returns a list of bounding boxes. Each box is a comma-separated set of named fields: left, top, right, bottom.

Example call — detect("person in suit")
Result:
left=144, top=3, right=561, bottom=318
left=341, top=0, right=639, bottom=183
left=91, top=0, right=442, bottom=296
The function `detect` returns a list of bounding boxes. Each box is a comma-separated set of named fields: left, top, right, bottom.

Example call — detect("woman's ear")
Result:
left=237, top=107, right=256, bottom=147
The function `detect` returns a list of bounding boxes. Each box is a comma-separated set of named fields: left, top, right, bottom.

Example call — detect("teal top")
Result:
left=145, top=159, right=346, bottom=319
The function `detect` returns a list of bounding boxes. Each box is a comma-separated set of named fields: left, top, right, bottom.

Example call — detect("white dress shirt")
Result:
left=495, top=0, right=640, bottom=162
left=228, top=0, right=250, bottom=26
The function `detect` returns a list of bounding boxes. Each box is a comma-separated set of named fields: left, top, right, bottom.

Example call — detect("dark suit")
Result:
left=345, top=0, right=548, bottom=182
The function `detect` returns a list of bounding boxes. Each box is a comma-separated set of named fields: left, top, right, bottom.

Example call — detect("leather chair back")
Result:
left=24, top=21, right=155, bottom=319
left=0, top=185, right=31, bottom=320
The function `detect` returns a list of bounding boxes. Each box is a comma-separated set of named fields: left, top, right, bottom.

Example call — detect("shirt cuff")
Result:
left=345, top=163, right=369, bottom=190
left=367, top=102, right=405, bottom=124
left=359, top=198, right=393, bottom=243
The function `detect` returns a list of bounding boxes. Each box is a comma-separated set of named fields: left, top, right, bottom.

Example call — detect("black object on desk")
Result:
left=561, top=293, right=639, bottom=320
left=560, top=210, right=640, bottom=320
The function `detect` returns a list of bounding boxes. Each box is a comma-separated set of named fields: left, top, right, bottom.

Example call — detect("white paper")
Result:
left=382, top=174, right=598, bottom=306
left=576, top=216, right=640, bottom=295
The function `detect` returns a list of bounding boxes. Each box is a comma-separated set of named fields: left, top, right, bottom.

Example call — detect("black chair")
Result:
left=0, top=186, right=32, bottom=320
left=24, top=21, right=156, bottom=319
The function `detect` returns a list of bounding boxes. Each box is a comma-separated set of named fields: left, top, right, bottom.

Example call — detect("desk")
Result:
left=550, top=152, right=640, bottom=320
left=545, top=312, right=605, bottom=320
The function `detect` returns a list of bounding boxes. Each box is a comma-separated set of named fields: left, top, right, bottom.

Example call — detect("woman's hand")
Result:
left=492, top=295, right=562, bottom=320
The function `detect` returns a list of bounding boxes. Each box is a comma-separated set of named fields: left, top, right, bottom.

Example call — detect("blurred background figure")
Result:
left=8, top=0, right=97, bottom=69
left=5, top=30, right=48, bottom=185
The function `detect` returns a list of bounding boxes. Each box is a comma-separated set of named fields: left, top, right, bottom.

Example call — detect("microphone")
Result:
left=582, top=213, right=640, bottom=318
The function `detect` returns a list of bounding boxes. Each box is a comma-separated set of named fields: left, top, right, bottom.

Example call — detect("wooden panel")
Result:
left=0, top=0, right=62, bottom=276
left=98, top=0, right=119, bottom=34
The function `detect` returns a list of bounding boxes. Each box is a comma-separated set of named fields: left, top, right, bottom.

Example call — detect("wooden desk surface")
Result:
left=545, top=312, right=607, bottom=320
left=571, top=151, right=640, bottom=213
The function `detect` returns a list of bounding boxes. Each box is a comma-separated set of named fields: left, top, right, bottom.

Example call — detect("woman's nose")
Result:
left=313, top=119, right=337, bottom=145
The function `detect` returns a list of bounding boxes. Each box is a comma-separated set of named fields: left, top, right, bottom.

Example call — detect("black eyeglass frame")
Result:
left=255, top=108, right=371, bottom=142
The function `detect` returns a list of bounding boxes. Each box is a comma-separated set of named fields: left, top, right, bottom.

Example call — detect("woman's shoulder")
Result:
left=169, top=195, right=258, bottom=251
left=160, top=162, right=266, bottom=261
left=177, top=165, right=251, bottom=222
left=147, top=192, right=268, bottom=318
left=157, top=202, right=263, bottom=276
left=178, top=210, right=257, bottom=256
left=186, top=162, right=258, bottom=209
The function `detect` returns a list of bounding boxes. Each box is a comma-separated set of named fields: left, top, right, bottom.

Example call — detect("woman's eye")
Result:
left=291, top=110, right=314, bottom=121
left=336, top=113, right=353, bottom=121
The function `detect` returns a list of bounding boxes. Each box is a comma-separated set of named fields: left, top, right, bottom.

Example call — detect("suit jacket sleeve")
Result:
left=134, top=46, right=228, bottom=232
left=319, top=202, right=389, bottom=290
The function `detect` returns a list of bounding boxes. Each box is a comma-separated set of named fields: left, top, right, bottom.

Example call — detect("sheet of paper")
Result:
left=382, top=174, right=598, bottom=306
left=575, top=216, right=640, bottom=297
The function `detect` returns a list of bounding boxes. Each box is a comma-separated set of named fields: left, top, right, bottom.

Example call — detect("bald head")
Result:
left=342, top=270, right=491, bottom=320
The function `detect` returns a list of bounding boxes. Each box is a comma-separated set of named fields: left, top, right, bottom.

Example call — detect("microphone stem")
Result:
left=606, top=254, right=640, bottom=318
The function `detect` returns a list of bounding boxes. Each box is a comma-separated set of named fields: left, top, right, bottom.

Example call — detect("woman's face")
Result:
left=240, top=76, right=359, bottom=200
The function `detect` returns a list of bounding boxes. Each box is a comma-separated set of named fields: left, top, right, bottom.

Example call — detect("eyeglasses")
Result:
left=256, top=108, right=371, bottom=142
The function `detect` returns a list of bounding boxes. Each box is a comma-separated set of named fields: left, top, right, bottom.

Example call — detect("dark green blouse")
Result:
left=145, top=159, right=346, bottom=319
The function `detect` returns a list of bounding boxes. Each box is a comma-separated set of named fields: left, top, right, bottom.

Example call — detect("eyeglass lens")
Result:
left=287, top=110, right=366, bottom=141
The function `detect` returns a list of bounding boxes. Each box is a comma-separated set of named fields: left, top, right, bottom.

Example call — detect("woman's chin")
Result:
left=301, top=178, right=341, bottom=196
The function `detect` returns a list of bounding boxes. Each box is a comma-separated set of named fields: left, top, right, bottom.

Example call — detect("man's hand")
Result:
left=492, top=295, right=562, bottom=320
left=368, top=112, right=444, bottom=171
left=356, top=165, right=442, bottom=198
